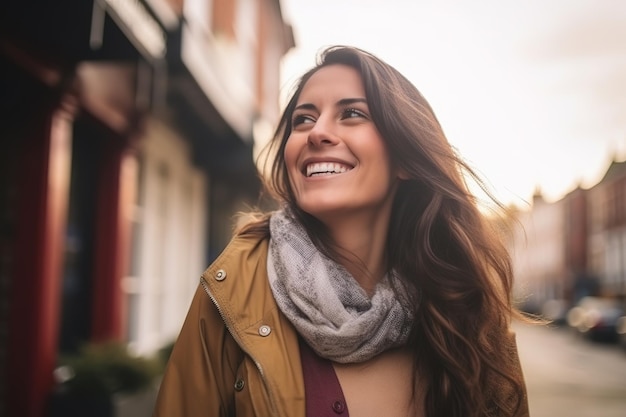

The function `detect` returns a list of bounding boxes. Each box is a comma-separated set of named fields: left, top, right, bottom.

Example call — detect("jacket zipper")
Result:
left=200, top=277, right=280, bottom=416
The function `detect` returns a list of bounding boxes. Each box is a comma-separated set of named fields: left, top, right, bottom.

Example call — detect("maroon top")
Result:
left=299, top=338, right=349, bottom=416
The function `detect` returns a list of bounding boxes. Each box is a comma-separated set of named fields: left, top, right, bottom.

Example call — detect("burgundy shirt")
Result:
left=299, top=338, right=349, bottom=416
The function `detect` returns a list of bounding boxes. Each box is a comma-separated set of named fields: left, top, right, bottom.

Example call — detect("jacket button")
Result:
left=258, top=325, right=271, bottom=337
left=332, top=400, right=345, bottom=414
left=234, top=378, right=245, bottom=391
left=215, top=269, right=227, bottom=281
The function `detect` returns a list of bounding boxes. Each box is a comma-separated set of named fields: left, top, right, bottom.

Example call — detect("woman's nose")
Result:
left=306, top=119, right=339, bottom=147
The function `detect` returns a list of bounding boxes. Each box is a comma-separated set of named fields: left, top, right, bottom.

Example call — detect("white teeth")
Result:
left=306, top=162, right=351, bottom=177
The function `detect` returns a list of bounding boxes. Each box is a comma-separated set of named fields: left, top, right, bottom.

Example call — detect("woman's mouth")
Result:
left=305, top=162, right=354, bottom=177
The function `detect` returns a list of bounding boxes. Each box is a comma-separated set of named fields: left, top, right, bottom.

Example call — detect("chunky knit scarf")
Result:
left=267, top=209, right=412, bottom=363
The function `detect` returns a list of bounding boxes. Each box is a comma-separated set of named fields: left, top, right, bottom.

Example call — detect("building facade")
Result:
left=509, top=191, right=567, bottom=314
left=0, top=1, right=294, bottom=416
left=588, top=159, right=626, bottom=298
left=509, top=157, right=626, bottom=316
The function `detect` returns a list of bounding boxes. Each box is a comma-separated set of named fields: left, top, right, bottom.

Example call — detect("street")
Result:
left=514, top=320, right=626, bottom=417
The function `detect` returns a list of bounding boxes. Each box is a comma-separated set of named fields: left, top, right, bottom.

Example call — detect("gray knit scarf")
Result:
left=267, top=209, right=412, bottom=363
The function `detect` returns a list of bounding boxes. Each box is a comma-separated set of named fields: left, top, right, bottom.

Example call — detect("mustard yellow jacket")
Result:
left=152, top=232, right=530, bottom=417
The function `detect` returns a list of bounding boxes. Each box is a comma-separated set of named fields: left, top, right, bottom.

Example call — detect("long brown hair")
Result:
left=241, top=45, right=526, bottom=417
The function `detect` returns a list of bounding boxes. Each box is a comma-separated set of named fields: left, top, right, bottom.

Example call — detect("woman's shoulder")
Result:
left=200, top=227, right=273, bottom=307
left=204, top=232, right=270, bottom=278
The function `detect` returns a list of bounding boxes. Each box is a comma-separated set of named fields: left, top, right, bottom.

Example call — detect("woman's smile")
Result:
left=305, top=161, right=352, bottom=177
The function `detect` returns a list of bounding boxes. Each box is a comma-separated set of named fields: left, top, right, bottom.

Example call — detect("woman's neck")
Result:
left=324, top=209, right=392, bottom=294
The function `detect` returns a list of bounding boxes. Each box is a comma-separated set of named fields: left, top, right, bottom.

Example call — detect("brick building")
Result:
left=509, top=156, right=626, bottom=315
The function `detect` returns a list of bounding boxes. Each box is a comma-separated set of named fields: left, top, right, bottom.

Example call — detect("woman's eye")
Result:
left=292, top=114, right=315, bottom=127
left=342, top=108, right=367, bottom=119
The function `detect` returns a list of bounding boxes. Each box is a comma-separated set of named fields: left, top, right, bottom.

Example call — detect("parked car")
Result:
left=566, top=296, right=624, bottom=343
left=617, top=315, right=626, bottom=351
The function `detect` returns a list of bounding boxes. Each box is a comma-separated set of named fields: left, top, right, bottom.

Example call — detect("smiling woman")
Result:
left=152, top=46, right=531, bottom=417
left=283, top=65, right=399, bottom=260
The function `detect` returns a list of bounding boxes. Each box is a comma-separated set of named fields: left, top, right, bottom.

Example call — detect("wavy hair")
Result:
left=240, top=45, right=526, bottom=417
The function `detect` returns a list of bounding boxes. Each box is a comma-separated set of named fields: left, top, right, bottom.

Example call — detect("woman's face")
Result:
left=284, top=64, right=400, bottom=224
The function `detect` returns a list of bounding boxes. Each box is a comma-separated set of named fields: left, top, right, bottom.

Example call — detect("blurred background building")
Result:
left=0, top=1, right=293, bottom=416
left=509, top=156, right=626, bottom=320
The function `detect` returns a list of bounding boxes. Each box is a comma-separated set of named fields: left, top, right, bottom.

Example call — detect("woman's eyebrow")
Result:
left=294, top=97, right=367, bottom=112
left=294, top=102, right=317, bottom=111
left=337, top=97, right=367, bottom=106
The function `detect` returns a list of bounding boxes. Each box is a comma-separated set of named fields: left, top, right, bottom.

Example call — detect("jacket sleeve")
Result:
left=152, top=284, right=244, bottom=417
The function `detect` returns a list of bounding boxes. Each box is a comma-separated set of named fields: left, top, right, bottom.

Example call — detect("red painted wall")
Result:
left=7, top=105, right=73, bottom=417
left=91, top=136, right=137, bottom=342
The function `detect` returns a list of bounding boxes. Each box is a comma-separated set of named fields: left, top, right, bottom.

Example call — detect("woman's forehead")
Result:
left=296, top=65, right=365, bottom=104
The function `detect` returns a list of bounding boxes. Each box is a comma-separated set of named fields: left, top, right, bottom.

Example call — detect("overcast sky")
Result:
left=279, top=0, right=626, bottom=208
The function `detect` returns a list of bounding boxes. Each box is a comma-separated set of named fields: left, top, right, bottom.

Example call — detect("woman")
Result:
left=153, top=45, right=530, bottom=417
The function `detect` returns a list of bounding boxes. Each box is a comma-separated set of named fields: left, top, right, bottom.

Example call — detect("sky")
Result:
left=278, top=0, right=626, bottom=208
